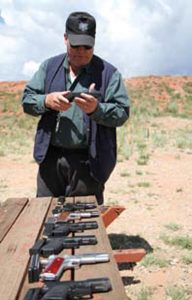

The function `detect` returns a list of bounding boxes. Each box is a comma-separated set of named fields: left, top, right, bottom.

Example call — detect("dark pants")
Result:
left=37, top=145, right=104, bottom=204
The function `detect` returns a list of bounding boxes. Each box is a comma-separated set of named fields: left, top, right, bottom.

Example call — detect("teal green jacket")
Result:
left=22, top=53, right=129, bottom=182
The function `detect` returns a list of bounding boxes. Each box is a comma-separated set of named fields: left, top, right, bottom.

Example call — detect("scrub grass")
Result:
left=117, top=79, right=192, bottom=161
left=136, top=286, right=153, bottom=300
left=160, top=234, right=192, bottom=250
left=164, top=223, right=182, bottom=231
left=166, top=286, right=189, bottom=300
left=0, top=91, right=37, bottom=156
left=140, top=253, right=170, bottom=268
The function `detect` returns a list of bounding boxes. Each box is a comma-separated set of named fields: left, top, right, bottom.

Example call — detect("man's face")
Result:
left=64, top=34, right=94, bottom=69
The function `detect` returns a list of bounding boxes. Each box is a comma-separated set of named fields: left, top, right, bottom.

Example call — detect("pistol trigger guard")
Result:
left=69, top=260, right=79, bottom=269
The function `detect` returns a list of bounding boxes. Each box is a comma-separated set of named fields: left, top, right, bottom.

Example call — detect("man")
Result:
left=22, top=11, right=129, bottom=204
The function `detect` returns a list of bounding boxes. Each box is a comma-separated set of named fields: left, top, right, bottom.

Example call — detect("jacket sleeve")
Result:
left=89, top=70, right=129, bottom=127
left=21, top=60, right=49, bottom=116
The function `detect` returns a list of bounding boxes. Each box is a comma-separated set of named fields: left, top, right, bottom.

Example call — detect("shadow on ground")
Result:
left=108, top=233, right=153, bottom=285
left=108, top=233, right=153, bottom=252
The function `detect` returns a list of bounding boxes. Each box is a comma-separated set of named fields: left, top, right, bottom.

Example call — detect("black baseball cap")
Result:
left=66, top=12, right=96, bottom=47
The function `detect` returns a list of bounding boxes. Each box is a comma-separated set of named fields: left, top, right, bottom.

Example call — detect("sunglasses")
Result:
left=70, top=44, right=93, bottom=50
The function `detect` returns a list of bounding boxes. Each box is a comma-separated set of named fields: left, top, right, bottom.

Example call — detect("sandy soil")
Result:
left=1, top=115, right=192, bottom=300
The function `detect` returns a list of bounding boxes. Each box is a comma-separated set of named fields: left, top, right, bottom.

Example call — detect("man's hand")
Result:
left=75, top=83, right=98, bottom=114
left=45, top=91, right=71, bottom=111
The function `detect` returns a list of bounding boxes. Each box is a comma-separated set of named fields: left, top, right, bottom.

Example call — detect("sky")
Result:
left=0, top=0, right=192, bottom=81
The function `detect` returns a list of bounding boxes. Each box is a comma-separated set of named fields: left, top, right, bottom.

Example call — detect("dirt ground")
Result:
left=0, top=116, right=192, bottom=300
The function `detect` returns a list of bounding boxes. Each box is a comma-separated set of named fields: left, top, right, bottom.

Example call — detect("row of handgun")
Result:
left=24, top=197, right=112, bottom=299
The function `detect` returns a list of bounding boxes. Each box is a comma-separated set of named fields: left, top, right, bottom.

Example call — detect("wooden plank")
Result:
left=0, top=197, right=52, bottom=300
left=0, top=198, right=28, bottom=242
left=73, top=196, right=129, bottom=300
left=18, top=196, right=129, bottom=299
left=18, top=197, right=73, bottom=300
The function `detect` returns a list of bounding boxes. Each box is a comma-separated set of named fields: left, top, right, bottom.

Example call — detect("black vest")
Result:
left=34, top=53, right=117, bottom=183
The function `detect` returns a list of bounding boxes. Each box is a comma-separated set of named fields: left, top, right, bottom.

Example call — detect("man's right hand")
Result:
left=45, top=91, right=71, bottom=111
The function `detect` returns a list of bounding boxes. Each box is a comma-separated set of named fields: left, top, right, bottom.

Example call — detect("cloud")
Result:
left=0, top=0, right=192, bottom=80
left=0, top=5, right=6, bottom=25
left=0, top=15, right=5, bottom=25
left=22, top=60, right=40, bottom=77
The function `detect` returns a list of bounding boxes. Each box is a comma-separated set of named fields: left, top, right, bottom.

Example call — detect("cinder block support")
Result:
left=101, top=206, right=146, bottom=263
left=113, top=249, right=146, bottom=263
left=100, top=205, right=125, bottom=228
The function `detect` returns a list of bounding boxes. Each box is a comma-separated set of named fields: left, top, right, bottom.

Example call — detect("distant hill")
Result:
left=126, top=76, right=192, bottom=116
left=0, top=76, right=191, bottom=159
left=0, top=81, right=26, bottom=93
left=0, top=76, right=192, bottom=115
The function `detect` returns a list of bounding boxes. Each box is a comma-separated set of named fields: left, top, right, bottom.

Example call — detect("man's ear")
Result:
left=64, top=33, right=68, bottom=45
